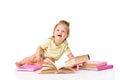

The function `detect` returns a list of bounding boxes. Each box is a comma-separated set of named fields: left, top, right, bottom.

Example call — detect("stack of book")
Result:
left=81, top=61, right=113, bottom=71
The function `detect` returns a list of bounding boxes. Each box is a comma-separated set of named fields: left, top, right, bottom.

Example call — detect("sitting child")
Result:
left=16, top=20, right=74, bottom=67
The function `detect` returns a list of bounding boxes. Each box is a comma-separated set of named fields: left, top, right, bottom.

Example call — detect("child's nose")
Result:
left=58, top=30, right=62, bottom=33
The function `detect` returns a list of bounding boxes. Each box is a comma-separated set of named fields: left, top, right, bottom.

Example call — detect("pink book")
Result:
left=84, top=64, right=113, bottom=71
left=17, top=64, right=42, bottom=71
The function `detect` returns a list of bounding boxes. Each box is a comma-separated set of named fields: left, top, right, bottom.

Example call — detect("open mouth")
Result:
left=57, top=35, right=62, bottom=37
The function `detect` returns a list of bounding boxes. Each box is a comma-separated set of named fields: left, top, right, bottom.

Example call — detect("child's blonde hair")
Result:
left=53, top=20, right=70, bottom=38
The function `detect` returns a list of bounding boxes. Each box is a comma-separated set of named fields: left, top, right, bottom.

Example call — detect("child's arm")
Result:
left=35, top=45, right=44, bottom=63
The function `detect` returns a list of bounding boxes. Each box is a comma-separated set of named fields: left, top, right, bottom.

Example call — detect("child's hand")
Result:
left=36, top=56, right=43, bottom=64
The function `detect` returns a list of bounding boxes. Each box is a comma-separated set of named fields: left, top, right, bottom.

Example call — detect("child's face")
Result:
left=54, top=24, right=68, bottom=42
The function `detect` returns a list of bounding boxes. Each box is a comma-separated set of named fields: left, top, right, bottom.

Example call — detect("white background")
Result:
left=0, top=0, right=120, bottom=80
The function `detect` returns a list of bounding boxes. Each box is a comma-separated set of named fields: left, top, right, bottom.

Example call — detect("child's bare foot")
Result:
left=16, top=62, right=23, bottom=67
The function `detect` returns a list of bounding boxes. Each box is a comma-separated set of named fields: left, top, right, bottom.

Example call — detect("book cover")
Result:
left=39, top=58, right=76, bottom=74
left=17, top=64, right=42, bottom=71
left=83, top=61, right=107, bottom=68
left=82, top=64, right=113, bottom=71
left=65, top=54, right=90, bottom=66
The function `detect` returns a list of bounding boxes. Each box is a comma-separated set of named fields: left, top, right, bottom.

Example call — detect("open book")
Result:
left=39, top=58, right=76, bottom=74
left=65, top=54, right=90, bottom=66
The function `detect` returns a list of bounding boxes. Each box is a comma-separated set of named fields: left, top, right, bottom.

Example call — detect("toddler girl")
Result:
left=16, top=20, right=74, bottom=67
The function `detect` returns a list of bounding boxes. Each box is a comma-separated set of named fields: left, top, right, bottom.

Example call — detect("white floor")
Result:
left=14, top=68, right=115, bottom=80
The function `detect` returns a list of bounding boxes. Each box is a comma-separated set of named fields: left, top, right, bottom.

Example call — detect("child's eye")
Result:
left=62, top=30, right=65, bottom=32
left=57, top=29, right=59, bottom=31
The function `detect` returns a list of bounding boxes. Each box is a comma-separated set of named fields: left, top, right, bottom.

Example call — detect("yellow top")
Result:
left=40, top=37, right=71, bottom=61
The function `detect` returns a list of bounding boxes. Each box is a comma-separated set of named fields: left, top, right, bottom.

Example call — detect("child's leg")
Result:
left=16, top=54, right=36, bottom=67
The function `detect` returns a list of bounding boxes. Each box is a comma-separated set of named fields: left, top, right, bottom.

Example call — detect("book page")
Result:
left=39, top=58, right=58, bottom=73
left=58, top=66, right=75, bottom=73
left=39, top=67, right=58, bottom=73
left=43, top=58, right=57, bottom=69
